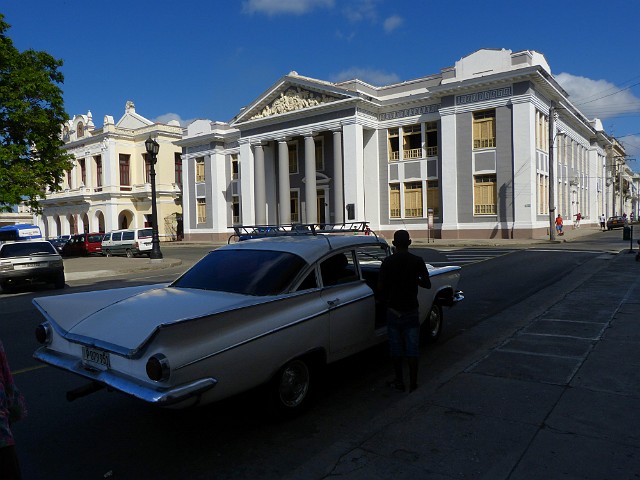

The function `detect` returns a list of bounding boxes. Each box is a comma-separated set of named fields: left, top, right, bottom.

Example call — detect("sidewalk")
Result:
left=285, top=239, right=640, bottom=479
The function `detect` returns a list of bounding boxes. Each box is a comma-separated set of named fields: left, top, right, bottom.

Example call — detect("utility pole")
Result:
left=548, top=104, right=556, bottom=241
left=619, top=162, right=623, bottom=216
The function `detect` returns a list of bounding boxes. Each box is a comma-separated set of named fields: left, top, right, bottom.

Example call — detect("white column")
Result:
left=278, top=140, right=291, bottom=224
left=304, top=135, right=317, bottom=224
left=511, top=100, right=537, bottom=229
left=332, top=130, right=344, bottom=224
left=239, top=141, right=255, bottom=225
left=439, top=109, right=459, bottom=235
left=210, top=149, right=229, bottom=234
left=103, top=139, right=119, bottom=232
left=254, top=144, right=267, bottom=225
left=342, top=123, right=365, bottom=221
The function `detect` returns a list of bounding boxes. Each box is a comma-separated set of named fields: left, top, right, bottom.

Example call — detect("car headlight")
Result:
left=35, top=322, right=53, bottom=345
left=146, top=353, right=170, bottom=382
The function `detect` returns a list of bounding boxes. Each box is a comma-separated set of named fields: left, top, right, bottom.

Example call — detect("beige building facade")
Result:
left=37, top=102, right=184, bottom=240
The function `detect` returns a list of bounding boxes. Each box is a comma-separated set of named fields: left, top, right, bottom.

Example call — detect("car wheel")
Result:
left=126, top=249, right=133, bottom=258
left=271, top=359, right=311, bottom=415
left=421, top=303, right=443, bottom=345
left=54, top=273, right=65, bottom=289
left=104, top=249, right=112, bottom=257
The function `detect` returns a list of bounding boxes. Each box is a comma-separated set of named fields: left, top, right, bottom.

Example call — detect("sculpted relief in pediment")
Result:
left=250, top=87, right=341, bottom=120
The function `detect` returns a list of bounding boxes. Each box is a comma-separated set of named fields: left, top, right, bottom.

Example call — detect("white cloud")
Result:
left=383, top=15, right=403, bottom=33
left=331, top=67, right=400, bottom=86
left=242, top=0, right=334, bottom=15
left=343, top=0, right=379, bottom=23
left=154, top=113, right=196, bottom=127
left=620, top=134, right=640, bottom=159
left=556, top=72, right=640, bottom=119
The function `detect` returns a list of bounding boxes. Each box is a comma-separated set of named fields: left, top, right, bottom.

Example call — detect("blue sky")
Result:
left=3, top=0, right=640, bottom=162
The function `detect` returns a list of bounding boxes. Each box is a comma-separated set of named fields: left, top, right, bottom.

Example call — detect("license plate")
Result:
left=16, top=262, right=47, bottom=269
left=82, top=346, right=111, bottom=369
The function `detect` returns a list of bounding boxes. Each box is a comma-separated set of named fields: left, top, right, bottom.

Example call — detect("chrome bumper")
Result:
left=34, top=347, right=217, bottom=406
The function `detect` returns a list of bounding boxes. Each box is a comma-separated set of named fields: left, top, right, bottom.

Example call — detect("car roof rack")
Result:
left=228, top=222, right=375, bottom=243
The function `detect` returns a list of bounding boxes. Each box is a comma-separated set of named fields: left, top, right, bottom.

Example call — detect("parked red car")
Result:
left=61, top=233, right=104, bottom=256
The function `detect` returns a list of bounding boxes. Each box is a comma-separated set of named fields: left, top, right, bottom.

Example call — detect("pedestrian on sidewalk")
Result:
left=0, top=340, right=27, bottom=480
left=378, top=230, right=431, bottom=393
left=573, top=212, right=582, bottom=229
left=556, top=214, right=564, bottom=236
left=600, top=213, right=606, bottom=231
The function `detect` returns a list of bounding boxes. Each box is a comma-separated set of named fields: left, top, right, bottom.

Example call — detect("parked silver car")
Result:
left=33, top=227, right=462, bottom=413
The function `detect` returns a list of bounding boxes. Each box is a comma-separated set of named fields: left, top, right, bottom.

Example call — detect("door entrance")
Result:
left=317, top=189, right=326, bottom=225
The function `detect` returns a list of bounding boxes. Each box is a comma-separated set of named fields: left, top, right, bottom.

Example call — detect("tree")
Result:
left=0, top=14, right=73, bottom=213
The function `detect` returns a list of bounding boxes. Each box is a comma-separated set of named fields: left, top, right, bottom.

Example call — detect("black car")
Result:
left=0, top=240, right=65, bottom=292
left=49, top=237, right=68, bottom=253
left=606, top=216, right=627, bottom=230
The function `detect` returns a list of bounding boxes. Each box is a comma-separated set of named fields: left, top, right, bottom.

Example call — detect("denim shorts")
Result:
left=386, top=308, right=420, bottom=357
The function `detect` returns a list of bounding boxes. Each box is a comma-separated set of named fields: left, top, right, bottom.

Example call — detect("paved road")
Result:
left=4, top=227, right=639, bottom=479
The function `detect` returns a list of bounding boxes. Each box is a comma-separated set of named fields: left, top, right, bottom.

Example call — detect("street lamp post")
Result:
left=548, top=105, right=560, bottom=241
left=548, top=104, right=566, bottom=242
left=145, top=136, right=163, bottom=260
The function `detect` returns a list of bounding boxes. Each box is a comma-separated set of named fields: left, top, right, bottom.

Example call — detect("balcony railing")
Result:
left=389, top=147, right=438, bottom=161
left=403, top=148, right=422, bottom=160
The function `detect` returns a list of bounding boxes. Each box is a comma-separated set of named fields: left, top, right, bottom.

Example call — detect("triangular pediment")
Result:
left=116, top=112, right=154, bottom=129
left=233, top=73, right=354, bottom=124
left=115, top=101, right=154, bottom=129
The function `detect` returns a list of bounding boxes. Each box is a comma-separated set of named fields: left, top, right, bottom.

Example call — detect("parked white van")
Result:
left=102, top=228, right=153, bottom=257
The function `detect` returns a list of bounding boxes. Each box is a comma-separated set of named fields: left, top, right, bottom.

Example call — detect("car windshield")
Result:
left=0, top=242, right=57, bottom=258
left=171, top=249, right=307, bottom=295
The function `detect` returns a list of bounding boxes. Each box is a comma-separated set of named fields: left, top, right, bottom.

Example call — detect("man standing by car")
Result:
left=378, top=230, right=431, bottom=392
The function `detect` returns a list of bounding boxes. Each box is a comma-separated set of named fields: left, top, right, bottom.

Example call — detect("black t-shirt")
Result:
left=379, top=250, right=431, bottom=312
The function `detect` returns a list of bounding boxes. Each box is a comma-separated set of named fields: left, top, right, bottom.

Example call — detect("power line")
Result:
left=569, top=74, right=640, bottom=103
left=574, top=81, right=640, bottom=107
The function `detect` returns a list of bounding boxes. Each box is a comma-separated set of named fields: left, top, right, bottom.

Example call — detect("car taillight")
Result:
left=133, top=241, right=139, bottom=248
left=35, top=322, right=53, bottom=345
left=146, top=354, right=170, bottom=382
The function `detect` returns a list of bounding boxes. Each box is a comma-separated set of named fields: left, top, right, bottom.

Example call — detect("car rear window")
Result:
left=138, top=229, right=153, bottom=238
left=1, top=242, right=57, bottom=258
left=172, top=249, right=307, bottom=296
left=88, top=234, right=103, bottom=243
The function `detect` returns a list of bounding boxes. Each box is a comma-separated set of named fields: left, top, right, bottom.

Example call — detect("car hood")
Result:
left=33, top=284, right=274, bottom=356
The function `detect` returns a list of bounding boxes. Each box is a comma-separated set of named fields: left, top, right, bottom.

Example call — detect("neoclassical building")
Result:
left=37, top=102, right=184, bottom=239
left=179, top=48, right=632, bottom=241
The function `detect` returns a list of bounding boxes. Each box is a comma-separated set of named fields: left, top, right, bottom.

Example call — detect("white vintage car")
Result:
left=33, top=227, right=463, bottom=413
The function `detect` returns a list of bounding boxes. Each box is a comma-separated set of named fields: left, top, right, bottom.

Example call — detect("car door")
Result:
left=320, top=250, right=377, bottom=361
